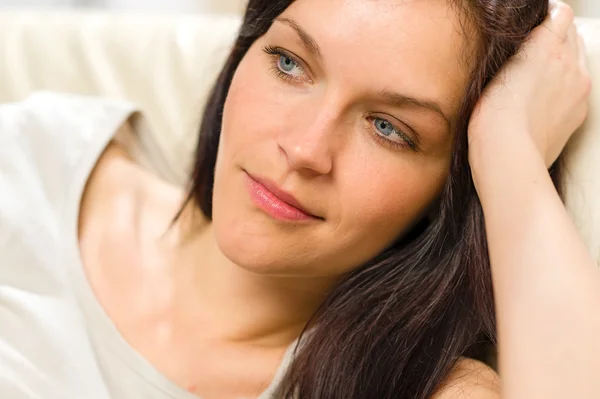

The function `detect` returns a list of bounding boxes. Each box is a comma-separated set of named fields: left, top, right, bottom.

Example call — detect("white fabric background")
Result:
left=0, top=0, right=593, bottom=16
left=0, top=0, right=246, bottom=13
left=0, top=0, right=596, bottom=17
left=570, top=0, right=600, bottom=17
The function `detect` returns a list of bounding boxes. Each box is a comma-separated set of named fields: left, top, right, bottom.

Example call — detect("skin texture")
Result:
left=468, top=2, right=600, bottom=398
left=214, top=0, right=469, bottom=277
left=80, top=1, right=481, bottom=397
left=433, top=358, right=500, bottom=399
left=77, top=0, right=596, bottom=398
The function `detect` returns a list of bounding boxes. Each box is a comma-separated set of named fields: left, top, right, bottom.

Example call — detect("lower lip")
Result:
left=244, top=173, right=316, bottom=222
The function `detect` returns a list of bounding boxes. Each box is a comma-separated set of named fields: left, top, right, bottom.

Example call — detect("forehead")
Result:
left=277, top=0, right=474, bottom=119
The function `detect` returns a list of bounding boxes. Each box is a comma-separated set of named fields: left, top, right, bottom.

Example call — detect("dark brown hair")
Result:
left=185, top=1, right=556, bottom=397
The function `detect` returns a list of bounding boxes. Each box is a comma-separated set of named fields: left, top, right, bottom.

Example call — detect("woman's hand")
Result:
left=466, top=5, right=600, bottom=399
left=468, top=0, right=591, bottom=169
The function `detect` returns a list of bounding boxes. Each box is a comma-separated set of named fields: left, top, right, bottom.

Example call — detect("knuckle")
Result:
left=579, top=103, right=590, bottom=125
left=549, top=47, right=568, bottom=62
left=578, top=34, right=588, bottom=51
left=556, top=2, right=575, bottom=21
left=582, top=74, right=593, bottom=96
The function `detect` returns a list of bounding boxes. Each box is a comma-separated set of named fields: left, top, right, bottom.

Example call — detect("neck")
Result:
left=166, top=204, right=336, bottom=348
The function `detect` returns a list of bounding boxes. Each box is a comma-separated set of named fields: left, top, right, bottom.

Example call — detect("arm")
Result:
left=471, top=127, right=600, bottom=399
left=467, top=2, right=600, bottom=398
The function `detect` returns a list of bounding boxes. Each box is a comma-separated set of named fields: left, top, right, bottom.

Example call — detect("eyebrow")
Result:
left=273, top=17, right=450, bottom=127
left=274, top=17, right=323, bottom=63
left=379, top=89, right=450, bottom=126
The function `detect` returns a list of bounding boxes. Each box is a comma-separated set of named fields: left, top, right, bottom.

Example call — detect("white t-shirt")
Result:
left=0, top=92, right=294, bottom=399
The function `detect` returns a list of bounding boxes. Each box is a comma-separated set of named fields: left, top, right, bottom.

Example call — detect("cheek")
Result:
left=339, top=157, right=447, bottom=248
left=221, top=49, right=298, bottom=150
left=212, top=45, right=452, bottom=275
left=216, top=51, right=276, bottom=191
left=221, top=56, right=268, bottom=148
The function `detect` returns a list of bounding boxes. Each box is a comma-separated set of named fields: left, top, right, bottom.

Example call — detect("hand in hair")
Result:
left=465, top=3, right=600, bottom=399
left=468, top=0, right=590, bottom=169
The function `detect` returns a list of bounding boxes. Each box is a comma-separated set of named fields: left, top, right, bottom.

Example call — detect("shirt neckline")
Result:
left=59, top=107, right=295, bottom=399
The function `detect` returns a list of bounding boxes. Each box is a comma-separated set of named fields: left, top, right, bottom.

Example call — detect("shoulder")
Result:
left=79, top=123, right=141, bottom=231
left=432, top=358, right=501, bottom=399
left=0, top=92, right=136, bottom=168
left=0, top=92, right=138, bottom=248
left=0, top=91, right=137, bottom=204
left=0, top=91, right=136, bottom=178
left=1, top=91, right=136, bottom=142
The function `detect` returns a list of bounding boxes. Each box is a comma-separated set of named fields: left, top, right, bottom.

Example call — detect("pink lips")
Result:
left=244, top=172, right=318, bottom=222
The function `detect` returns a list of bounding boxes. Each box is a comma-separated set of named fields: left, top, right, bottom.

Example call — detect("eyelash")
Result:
left=367, top=116, right=418, bottom=152
left=263, top=45, right=308, bottom=84
left=262, top=45, right=418, bottom=152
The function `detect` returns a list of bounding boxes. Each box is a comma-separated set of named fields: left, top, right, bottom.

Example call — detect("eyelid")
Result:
left=368, top=115, right=419, bottom=151
left=262, top=45, right=420, bottom=151
left=263, top=45, right=314, bottom=80
left=399, top=127, right=418, bottom=151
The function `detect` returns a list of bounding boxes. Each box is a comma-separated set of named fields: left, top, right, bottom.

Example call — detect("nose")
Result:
left=277, top=108, right=340, bottom=176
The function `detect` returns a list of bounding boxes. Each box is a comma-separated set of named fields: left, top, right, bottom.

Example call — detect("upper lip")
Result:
left=248, top=172, right=319, bottom=218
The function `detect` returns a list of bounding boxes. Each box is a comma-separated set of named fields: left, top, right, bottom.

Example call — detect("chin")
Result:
left=213, top=213, right=343, bottom=278
left=213, top=215, right=294, bottom=275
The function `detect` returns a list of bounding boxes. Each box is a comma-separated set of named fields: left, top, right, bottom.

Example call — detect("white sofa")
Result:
left=0, top=10, right=599, bottom=264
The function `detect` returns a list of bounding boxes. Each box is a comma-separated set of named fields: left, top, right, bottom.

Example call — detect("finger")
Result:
left=545, top=1, right=575, bottom=41
left=566, top=23, right=577, bottom=44
left=576, top=33, right=592, bottom=115
left=565, top=23, right=579, bottom=59
left=577, top=33, right=590, bottom=74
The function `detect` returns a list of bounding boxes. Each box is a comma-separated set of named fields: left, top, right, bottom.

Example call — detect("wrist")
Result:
left=468, top=126, right=547, bottom=194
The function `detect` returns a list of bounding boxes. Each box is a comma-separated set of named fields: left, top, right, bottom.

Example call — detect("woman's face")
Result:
left=213, top=0, right=473, bottom=277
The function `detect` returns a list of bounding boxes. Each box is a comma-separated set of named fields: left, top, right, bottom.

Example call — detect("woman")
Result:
left=0, top=0, right=597, bottom=397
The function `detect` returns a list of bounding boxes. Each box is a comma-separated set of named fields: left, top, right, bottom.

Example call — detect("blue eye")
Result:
left=278, top=55, right=297, bottom=73
left=370, top=117, right=418, bottom=151
left=374, top=118, right=397, bottom=137
left=277, top=55, right=303, bottom=76
left=263, top=46, right=308, bottom=83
